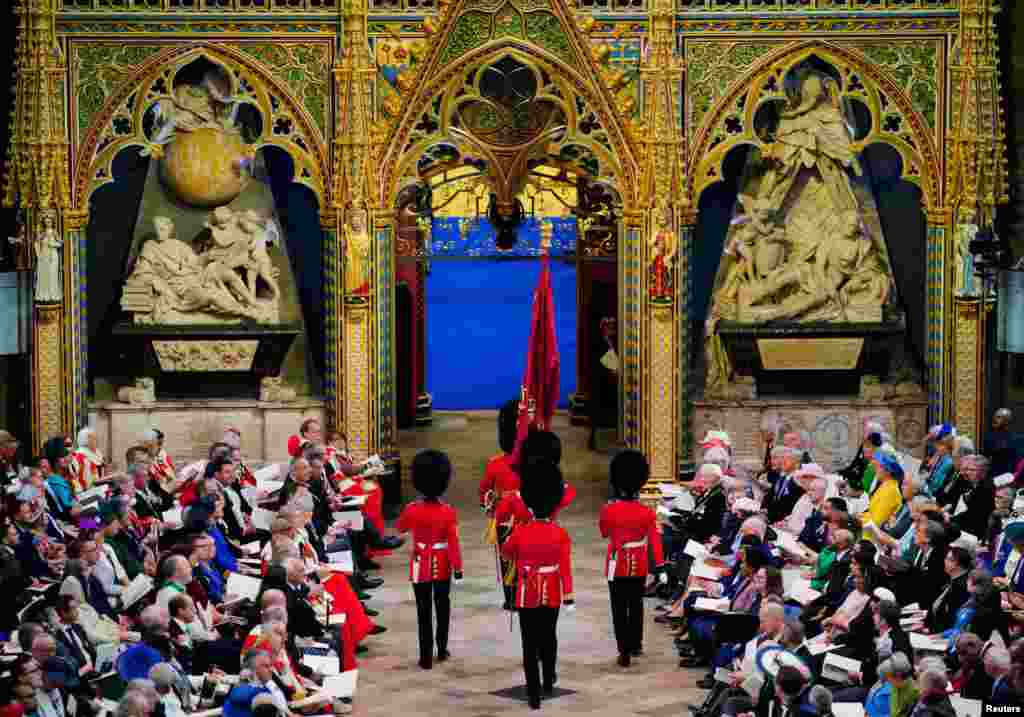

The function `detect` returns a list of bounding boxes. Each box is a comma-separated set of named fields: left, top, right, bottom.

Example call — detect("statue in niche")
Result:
left=148, top=70, right=241, bottom=148
left=954, top=222, right=979, bottom=297
left=238, top=209, right=282, bottom=300
left=344, top=209, right=371, bottom=298
left=34, top=209, right=63, bottom=304
left=703, top=65, right=898, bottom=396
left=122, top=215, right=271, bottom=324
left=707, top=67, right=895, bottom=326
left=648, top=205, right=677, bottom=304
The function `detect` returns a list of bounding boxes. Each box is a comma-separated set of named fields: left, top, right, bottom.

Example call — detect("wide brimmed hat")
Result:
left=874, top=452, right=904, bottom=480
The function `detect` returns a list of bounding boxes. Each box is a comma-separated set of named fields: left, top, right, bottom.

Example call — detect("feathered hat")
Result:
left=498, top=400, right=519, bottom=454
left=412, top=449, right=452, bottom=498
left=610, top=449, right=649, bottom=498
left=520, top=460, right=565, bottom=519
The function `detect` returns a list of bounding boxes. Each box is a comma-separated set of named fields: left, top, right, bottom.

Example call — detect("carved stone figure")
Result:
left=238, top=209, right=282, bottom=300
left=201, top=206, right=260, bottom=305
left=34, top=209, right=63, bottom=304
left=260, top=376, right=297, bottom=402
left=344, top=209, right=371, bottom=297
left=117, top=377, right=156, bottom=404
left=149, top=70, right=240, bottom=147
left=955, top=223, right=979, bottom=297
left=649, top=207, right=677, bottom=303
left=121, top=215, right=272, bottom=324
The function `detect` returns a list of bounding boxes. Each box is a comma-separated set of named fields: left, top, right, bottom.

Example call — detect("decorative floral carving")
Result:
left=152, top=340, right=259, bottom=372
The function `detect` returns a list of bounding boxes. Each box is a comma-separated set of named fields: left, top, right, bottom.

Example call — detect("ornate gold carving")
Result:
left=34, top=303, right=64, bottom=446
left=345, top=305, right=371, bottom=460
left=152, top=340, right=259, bottom=372
left=116, top=378, right=156, bottom=404
left=953, top=297, right=983, bottom=442
left=757, top=338, right=864, bottom=371
left=649, top=305, right=675, bottom=480
left=260, top=376, right=298, bottom=403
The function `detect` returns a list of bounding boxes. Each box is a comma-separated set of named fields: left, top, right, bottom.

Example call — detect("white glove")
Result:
left=564, top=603, right=576, bottom=613
left=659, top=572, right=669, bottom=584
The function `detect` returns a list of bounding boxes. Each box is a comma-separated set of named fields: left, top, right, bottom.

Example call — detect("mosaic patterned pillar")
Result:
left=65, top=208, right=89, bottom=432
left=373, top=209, right=396, bottom=460
left=322, top=210, right=341, bottom=430
left=678, top=213, right=695, bottom=468
left=953, top=296, right=990, bottom=443
left=925, top=207, right=952, bottom=426
left=620, top=213, right=643, bottom=451
left=33, top=301, right=67, bottom=448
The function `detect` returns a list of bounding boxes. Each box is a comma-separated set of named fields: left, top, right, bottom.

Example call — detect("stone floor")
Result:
left=350, top=413, right=707, bottom=716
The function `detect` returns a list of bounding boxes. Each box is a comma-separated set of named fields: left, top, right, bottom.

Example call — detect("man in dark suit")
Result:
left=763, top=447, right=805, bottom=525
left=926, top=546, right=971, bottom=633
left=800, top=529, right=854, bottom=631
left=984, top=645, right=1015, bottom=705
left=53, top=594, right=98, bottom=675
left=949, top=455, right=996, bottom=540
left=281, top=557, right=327, bottom=640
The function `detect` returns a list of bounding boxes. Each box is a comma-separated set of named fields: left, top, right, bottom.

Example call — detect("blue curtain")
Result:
left=426, top=217, right=578, bottom=410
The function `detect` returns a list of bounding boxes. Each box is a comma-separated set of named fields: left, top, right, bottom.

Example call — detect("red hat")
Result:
left=287, top=435, right=308, bottom=458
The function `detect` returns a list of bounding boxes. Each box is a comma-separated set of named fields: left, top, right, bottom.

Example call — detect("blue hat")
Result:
left=929, top=424, right=955, bottom=441
left=875, top=452, right=904, bottom=480
left=1005, top=519, right=1024, bottom=544
left=117, top=644, right=163, bottom=682
left=224, top=684, right=271, bottom=717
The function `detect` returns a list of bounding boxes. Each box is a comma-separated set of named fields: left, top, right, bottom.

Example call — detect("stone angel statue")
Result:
left=34, top=209, right=63, bottom=304
left=143, top=70, right=242, bottom=154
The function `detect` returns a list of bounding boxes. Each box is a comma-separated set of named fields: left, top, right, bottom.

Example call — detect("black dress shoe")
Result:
left=437, top=650, right=450, bottom=662
left=630, top=648, right=643, bottom=657
left=374, top=536, right=404, bottom=550
left=542, top=676, right=556, bottom=694
left=355, top=591, right=372, bottom=601
left=354, top=575, right=384, bottom=589
left=369, top=625, right=387, bottom=635
left=528, top=696, right=541, bottom=710
left=678, top=655, right=708, bottom=668
left=358, top=558, right=382, bottom=571
left=362, top=605, right=380, bottom=617
left=696, top=675, right=716, bottom=690
left=688, top=706, right=706, bottom=716
left=418, top=658, right=432, bottom=670
left=617, top=654, right=631, bottom=667
left=356, top=645, right=369, bottom=654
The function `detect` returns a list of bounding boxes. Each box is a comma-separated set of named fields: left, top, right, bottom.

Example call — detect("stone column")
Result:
left=678, top=211, right=696, bottom=467
left=621, top=211, right=644, bottom=452
left=953, top=296, right=989, bottom=442
left=321, top=209, right=342, bottom=430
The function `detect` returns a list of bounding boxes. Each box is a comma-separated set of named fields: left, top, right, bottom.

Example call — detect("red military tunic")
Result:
left=598, top=499, right=665, bottom=579
left=494, top=491, right=532, bottom=531
left=500, top=519, right=573, bottom=609
left=480, top=453, right=519, bottom=512
left=396, top=500, right=463, bottom=583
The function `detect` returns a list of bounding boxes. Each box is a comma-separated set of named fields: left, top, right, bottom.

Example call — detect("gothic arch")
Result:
left=73, top=42, right=330, bottom=210
left=686, top=41, right=942, bottom=212
left=376, top=38, right=642, bottom=211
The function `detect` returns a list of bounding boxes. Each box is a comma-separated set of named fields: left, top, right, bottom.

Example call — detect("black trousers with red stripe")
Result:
left=518, top=606, right=560, bottom=700
left=608, top=576, right=645, bottom=655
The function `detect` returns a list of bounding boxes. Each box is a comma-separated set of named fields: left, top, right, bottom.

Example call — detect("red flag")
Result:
left=512, top=256, right=560, bottom=460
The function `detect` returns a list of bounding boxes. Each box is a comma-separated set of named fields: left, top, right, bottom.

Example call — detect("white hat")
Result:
left=794, top=463, right=826, bottom=480
left=873, top=587, right=897, bottom=603
left=994, top=473, right=1015, bottom=488
left=734, top=497, right=761, bottom=513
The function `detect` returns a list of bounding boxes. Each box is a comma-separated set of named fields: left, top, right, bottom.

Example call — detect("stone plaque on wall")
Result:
left=756, top=338, right=864, bottom=371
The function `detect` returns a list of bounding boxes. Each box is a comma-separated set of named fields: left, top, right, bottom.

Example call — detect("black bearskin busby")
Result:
left=412, top=449, right=452, bottom=498
left=610, top=449, right=650, bottom=499
left=520, top=429, right=562, bottom=467
left=499, top=400, right=519, bottom=454
left=520, top=460, right=564, bottom=519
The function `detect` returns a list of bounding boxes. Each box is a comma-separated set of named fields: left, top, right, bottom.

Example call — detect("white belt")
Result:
left=416, top=542, right=448, bottom=550
left=621, top=539, right=647, bottom=549
left=534, top=565, right=558, bottom=574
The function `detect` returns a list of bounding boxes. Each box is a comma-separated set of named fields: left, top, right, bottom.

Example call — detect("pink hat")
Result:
left=793, top=463, right=826, bottom=480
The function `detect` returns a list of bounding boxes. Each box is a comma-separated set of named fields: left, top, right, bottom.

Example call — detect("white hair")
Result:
left=740, top=516, right=767, bottom=539
left=985, top=646, right=1011, bottom=672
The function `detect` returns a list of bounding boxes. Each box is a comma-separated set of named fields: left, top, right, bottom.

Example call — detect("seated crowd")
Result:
left=655, top=418, right=1024, bottom=717
left=0, top=419, right=402, bottom=717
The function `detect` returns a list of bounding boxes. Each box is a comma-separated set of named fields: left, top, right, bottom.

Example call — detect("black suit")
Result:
left=952, top=478, right=995, bottom=540
left=689, top=486, right=727, bottom=544
left=285, top=582, right=325, bottom=639
left=797, top=509, right=828, bottom=553
left=763, top=474, right=805, bottom=525
left=55, top=622, right=98, bottom=673
left=926, top=571, right=969, bottom=633
left=957, top=666, right=994, bottom=701
left=909, top=544, right=949, bottom=609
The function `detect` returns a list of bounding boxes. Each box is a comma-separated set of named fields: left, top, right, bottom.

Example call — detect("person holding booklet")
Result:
left=396, top=450, right=463, bottom=670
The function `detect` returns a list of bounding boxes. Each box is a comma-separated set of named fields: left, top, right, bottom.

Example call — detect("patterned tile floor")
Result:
left=350, top=413, right=707, bottom=715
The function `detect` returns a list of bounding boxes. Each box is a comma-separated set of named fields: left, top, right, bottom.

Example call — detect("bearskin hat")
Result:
left=519, top=460, right=564, bottom=519
left=520, top=429, right=562, bottom=467
left=610, top=449, right=650, bottom=498
left=412, top=449, right=452, bottom=498
left=498, top=400, right=519, bottom=453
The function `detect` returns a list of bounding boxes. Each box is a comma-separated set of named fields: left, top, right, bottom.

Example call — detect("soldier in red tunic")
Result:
left=396, top=450, right=464, bottom=669
left=500, top=461, right=574, bottom=710
left=599, top=450, right=667, bottom=666
left=479, top=400, right=520, bottom=513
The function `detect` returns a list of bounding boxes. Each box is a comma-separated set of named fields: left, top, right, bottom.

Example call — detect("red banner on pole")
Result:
left=512, top=254, right=560, bottom=460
